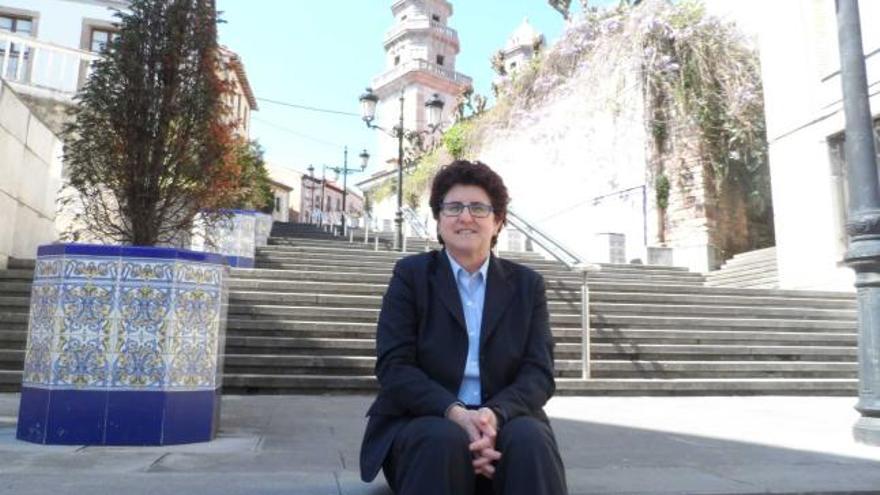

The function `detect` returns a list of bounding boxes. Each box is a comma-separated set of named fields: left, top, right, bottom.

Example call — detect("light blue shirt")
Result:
left=446, top=250, right=490, bottom=406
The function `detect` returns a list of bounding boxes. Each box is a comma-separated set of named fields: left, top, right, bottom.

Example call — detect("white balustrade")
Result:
left=0, top=32, right=100, bottom=97
left=372, top=58, right=472, bottom=91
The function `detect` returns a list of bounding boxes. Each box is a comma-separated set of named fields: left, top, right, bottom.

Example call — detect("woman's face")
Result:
left=438, top=184, right=502, bottom=261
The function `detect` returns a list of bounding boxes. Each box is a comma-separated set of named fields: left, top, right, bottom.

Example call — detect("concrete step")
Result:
left=224, top=305, right=856, bottom=329
left=222, top=335, right=856, bottom=361
left=222, top=319, right=857, bottom=344
left=7, top=258, right=36, bottom=270
left=224, top=296, right=856, bottom=321
left=218, top=354, right=856, bottom=379
left=215, top=374, right=856, bottom=395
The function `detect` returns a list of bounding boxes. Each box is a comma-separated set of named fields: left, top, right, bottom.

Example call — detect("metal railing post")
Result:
left=364, top=220, right=370, bottom=244
left=403, top=234, right=408, bottom=253
left=580, top=267, right=591, bottom=379
left=374, top=235, right=379, bottom=251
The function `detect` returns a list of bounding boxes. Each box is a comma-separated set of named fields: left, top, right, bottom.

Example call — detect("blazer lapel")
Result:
left=480, top=255, right=514, bottom=347
left=431, top=251, right=467, bottom=332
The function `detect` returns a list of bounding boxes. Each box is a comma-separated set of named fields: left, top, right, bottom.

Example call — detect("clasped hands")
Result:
left=446, top=405, right=502, bottom=478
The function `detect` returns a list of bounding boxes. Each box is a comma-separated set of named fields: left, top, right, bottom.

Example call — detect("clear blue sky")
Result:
left=216, top=0, right=614, bottom=179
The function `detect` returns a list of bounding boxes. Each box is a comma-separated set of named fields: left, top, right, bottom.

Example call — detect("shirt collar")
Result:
left=445, top=250, right=490, bottom=281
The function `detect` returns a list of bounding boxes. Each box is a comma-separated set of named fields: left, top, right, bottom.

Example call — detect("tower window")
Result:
left=394, top=55, right=400, bottom=66
left=432, top=14, right=440, bottom=22
left=401, top=15, right=407, bottom=21
left=436, top=55, right=445, bottom=66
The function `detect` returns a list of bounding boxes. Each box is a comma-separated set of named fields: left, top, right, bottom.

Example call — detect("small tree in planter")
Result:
left=19, top=0, right=241, bottom=446
left=62, top=0, right=241, bottom=245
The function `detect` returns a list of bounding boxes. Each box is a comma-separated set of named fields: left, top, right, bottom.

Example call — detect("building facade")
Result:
left=755, top=0, right=879, bottom=290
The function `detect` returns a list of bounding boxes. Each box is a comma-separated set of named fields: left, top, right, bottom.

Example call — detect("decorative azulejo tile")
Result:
left=120, top=260, right=175, bottom=283
left=61, top=282, right=116, bottom=336
left=168, top=339, right=215, bottom=388
left=63, top=257, right=119, bottom=281
left=174, top=288, right=220, bottom=338
left=175, top=262, right=223, bottom=286
left=111, top=339, right=166, bottom=389
left=22, top=333, right=52, bottom=385
left=34, top=258, right=62, bottom=280
left=118, top=285, right=171, bottom=341
left=28, top=283, right=61, bottom=334
left=52, top=336, right=110, bottom=388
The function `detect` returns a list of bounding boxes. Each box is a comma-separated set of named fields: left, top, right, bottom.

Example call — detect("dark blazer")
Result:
left=359, top=249, right=556, bottom=482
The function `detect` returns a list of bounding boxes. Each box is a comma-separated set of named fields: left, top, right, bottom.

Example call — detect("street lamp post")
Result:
left=306, top=165, right=317, bottom=225
left=359, top=87, right=445, bottom=251
left=836, top=0, right=880, bottom=445
left=327, top=146, right=371, bottom=235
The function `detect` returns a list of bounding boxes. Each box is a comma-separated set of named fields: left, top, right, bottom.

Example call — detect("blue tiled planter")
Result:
left=17, top=243, right=228, bottom=445
left=255, top=212, right=273, bottom=247
left=192, top=210, right=257, bottom=268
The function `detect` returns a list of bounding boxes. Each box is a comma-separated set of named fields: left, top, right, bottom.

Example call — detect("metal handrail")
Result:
left=506, top=207, right=599, bottom=380
left=401, top=207, right=433, bottom=252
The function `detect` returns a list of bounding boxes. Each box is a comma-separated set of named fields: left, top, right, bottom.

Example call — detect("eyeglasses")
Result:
left=439, top=202, right=494, bottom=218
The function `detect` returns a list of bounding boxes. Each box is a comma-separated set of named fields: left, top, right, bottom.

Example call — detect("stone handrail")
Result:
left=506, top=208, right=600, bottom=379
left=0, top=32, right=100, bottom=96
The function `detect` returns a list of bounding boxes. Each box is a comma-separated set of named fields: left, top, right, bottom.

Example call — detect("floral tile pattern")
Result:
left=22, top=248, right=228, bottom=392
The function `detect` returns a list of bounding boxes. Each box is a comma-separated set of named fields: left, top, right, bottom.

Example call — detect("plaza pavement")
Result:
left=1, top=394, right=879, bottom=494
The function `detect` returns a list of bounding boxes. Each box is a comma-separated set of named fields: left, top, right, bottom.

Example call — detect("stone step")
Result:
left=221, top=319, right=857, bottom=343
left=0, top=369, right=856, bottom=395
left=218, top=354, right=856, bottom=379
left=227, top=272, right=855, bottom=300
left=252, top=260, right=704, bottom=283
left=0, top=270, right=34, bottom=281
left=224, top=307, right=856, bottom=331
left=214, top=374, right=856, bottom=395
left=7, top=258, right=36, bottom=270
left=223, top=290, right=857, bottom=313
left=254, top=251, right=691, bottom=274
left=224, top=297, right=856, bottom=320
left=706, top=267, right=779, bottom=285
left=222, top=336, right=856, bottom=361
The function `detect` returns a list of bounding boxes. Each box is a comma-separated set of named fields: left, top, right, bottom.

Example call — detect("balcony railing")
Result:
left=0, top=32, right=100, bottom=97
left=372, top=58, right=472, bottom=91
left=384, top=18, right=459, bottom=46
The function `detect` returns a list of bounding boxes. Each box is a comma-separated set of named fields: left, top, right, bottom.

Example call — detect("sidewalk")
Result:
left=1, top=394, right=879, bottom=494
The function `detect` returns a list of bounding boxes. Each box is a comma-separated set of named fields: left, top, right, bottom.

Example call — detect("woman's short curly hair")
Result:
left=429, top=160, right=509, bottom=247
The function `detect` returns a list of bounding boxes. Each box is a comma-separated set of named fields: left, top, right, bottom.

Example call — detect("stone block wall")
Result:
left=0, top=81, right=63, bottom=268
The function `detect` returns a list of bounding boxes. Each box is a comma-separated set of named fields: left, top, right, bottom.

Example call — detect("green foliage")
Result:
left=655, top=173, right=670, bottom=210
left=442, top=121, right=474, bottom=160
left=62, top=0, right=238, bottom=246
left=232, top=140, right=274, bottom=212
left=642, top=0, right=773, bottom=247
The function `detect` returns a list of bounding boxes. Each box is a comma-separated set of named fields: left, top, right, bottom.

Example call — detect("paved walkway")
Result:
left=1, top=394, right=879, bottom=494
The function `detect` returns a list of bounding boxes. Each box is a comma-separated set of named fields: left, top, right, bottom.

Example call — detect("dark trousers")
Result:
left=382, top=416, right=568, bottom=495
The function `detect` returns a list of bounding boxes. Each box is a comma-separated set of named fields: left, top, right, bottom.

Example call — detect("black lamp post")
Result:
left=306, top=165, right=317, bottom=225
left=359, top=87, right=445, bottom=251
left=327, top=146, right=370, bottom=235
left=836, top=0, right=880, bottom=445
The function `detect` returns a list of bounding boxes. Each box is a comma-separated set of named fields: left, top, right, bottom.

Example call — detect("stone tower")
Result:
left=370, top=0, right=472, bottom=168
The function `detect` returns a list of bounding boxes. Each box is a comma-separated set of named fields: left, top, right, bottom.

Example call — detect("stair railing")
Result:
left=402, top=206, right=432, bottom=252
left=506, top=208, right=600, bottom=379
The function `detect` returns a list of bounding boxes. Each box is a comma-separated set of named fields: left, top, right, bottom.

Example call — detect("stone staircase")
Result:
left=0, top=231, right=859, bottom=395
left=706, top=247, right=780, bottom=289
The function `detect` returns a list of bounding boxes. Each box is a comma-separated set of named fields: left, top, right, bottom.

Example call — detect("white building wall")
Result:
left=758, top=0, right=880, bottom=291
left=0, top=80, right=63, bottom=267
left=0, top=0, right=122, bottom=48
